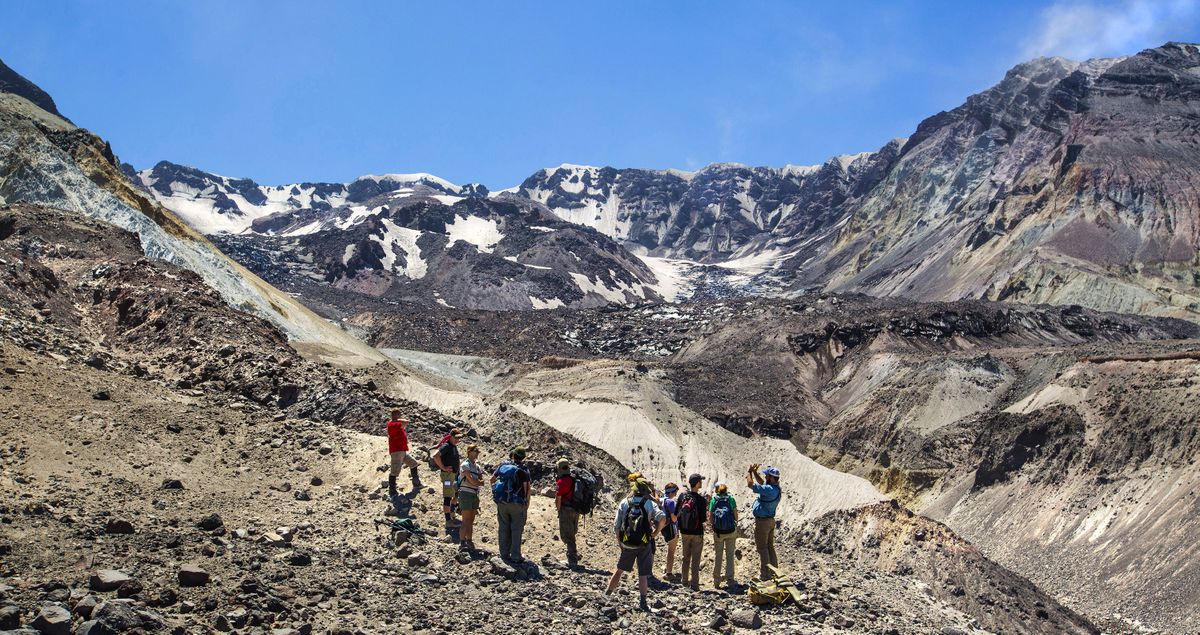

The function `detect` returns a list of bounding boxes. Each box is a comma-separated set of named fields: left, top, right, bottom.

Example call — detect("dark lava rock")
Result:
left=88, top=570, right=132, bottom=592
left=178, top=565, right=211, bottom=587
left=29, top=605, right=71, bottom=635
left=104, top=519, right=134, bottom=535
left=196, top=514, right=224, bottom=531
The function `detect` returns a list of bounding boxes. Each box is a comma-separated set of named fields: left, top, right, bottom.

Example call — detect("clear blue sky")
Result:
left=3, top=1, right=1197, bottom=188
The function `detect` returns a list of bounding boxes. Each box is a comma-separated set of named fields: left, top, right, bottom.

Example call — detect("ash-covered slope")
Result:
left=0, top=59, right=383, bottom=363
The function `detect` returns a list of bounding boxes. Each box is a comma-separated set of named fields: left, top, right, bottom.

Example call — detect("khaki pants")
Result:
left=712, top=532, right=736, bottom=587
left=558, top=507, right=580, bottom=564
left=680, top=533, right=704, bottom=588
left=754, top=517, right=778, bottom=580
left=388, top=451, right=417, bottom=477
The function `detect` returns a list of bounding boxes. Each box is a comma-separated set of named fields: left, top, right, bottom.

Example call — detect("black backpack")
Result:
left=676, top=491, right=706, bottom=533
left=568, top=470, right=597, bottom=515
left=620, top=498, right=653, bottom=547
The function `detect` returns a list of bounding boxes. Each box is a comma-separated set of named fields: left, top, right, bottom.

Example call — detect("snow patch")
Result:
left=374, top=219, right=427, bottom=279
left=444, top=215, right=504, bottom=253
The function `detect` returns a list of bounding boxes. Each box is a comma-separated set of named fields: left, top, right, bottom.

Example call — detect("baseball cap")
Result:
left=555, top=458, right=571, bottom=472
left=634, top=478, right=652, bottom=494
left=688, top=473, right=705, bottom=486
left=763, top=466, right=781, bottom=478
left=511, top=446, right=527, bottom=460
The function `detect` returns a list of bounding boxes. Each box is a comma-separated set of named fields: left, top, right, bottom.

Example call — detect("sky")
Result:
left=3, top=1, right=1198, bottom=189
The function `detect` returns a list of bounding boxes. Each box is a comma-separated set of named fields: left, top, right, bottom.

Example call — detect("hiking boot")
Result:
left=445, top=517, right=462, bottom=528
left=638, top=597, right=651, bottom=612
left=387, top=476, right=398, bottom=497
left=690, top=583, right=700, bottom=592
left=409, top=467, right=421, bottom=483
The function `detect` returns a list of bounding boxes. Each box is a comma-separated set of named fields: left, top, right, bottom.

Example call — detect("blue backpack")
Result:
left=492, top=463, right=526, bottom=504
left=711, top=495, right=736, bottom=534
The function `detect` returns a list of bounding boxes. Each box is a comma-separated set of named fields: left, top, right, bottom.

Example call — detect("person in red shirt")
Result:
left=387, top=409, right=419, bottom=496
left=555, top=457, right=580, bottom=568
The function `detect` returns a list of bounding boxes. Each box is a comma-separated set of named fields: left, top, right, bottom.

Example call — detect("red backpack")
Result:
left=676, top=491, right=706, bottom=533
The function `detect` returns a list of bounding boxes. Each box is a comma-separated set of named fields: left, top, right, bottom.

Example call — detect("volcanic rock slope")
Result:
left=0, top=66, right=382, bottom=365
left=0, top=59, right=1108, bottom=634
left=518, top=43, right=1200, bottom=320
left=136, top=161, right=667, bottom=311
left=0, top=192, right=1096, bottom=635
left=357, top=295, right=1200, bottom=632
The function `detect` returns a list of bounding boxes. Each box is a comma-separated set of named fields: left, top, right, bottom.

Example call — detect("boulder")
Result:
left=29, top=605, right=71, bottom=635
left=88, top=570, right=131, bottom=592
left=177, top=565, right=210, bottom=587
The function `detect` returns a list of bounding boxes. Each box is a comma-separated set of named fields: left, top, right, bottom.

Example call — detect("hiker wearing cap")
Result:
left=491, top=446, right=532, bottom=563
left=386, top=409, right=419, bottom=497
left=555, top=458, right=581, bottom=567
left=433, top=428, right=464, bottom=527
left=746, top=464, right=782, bottom=581
left=607, top=478, right=666, bottom=612
left=457, top=444, right=484, bottom=551
left=708, top=482, right=739, bottom=591
left=676, top=473, right=709, bottom=591
left=660, top=482, right=681, bottom=582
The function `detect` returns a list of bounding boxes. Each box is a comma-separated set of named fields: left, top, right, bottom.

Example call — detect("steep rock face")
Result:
left=0, top=59, right=66, bottom=121
left=0, top=58, right=382, bottom=361
left=137, top=160, right=479, bottom=234
left=806, top=43, right=1200, bottom=319
left=211, top=192, right=663, bottom=311
left=516, top=147, right=901, bottom=263
left=516, top=44, right=1200, bottom=320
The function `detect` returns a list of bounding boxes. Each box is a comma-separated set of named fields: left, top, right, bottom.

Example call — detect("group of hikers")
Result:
left=386, top=409, right=783, bottom=612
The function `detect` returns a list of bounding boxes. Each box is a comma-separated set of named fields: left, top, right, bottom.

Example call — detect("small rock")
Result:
left=288, top=551, right=312, bottom=566
left=30, top=605, right=72, bottom=635
left=196, top=514, right=224, bottom=531
left=0, top=604, right=19, bottom=629
left=309, top=476, right=323, bottom=486
left=89, top=570, right=132, bottom=592
left=92, top=601, right=140, bottom=632
left=72, top=595, right=98, bottom=619
left=160, top=479, right=184, bottom=490
left=731, top=609, right=762, bottom=629
left=318, top=443, right=333, bottom=455
left=92, top=390, right=110, bottom=401
left=104, top=519, right=134, bottom=535
left=488, top=556, right=519, bottom=579
left=178, top=565, right=211, bottom=587
left=406, top=552, right=430, bottom=568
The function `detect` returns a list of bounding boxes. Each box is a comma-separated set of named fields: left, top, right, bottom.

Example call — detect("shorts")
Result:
left=440, top=470, right=457, bottom=498
left=457, top=491, right=480, bottom=511
left=616, top=545, right=653, bottom=577
left=389, top=451, right=417, bottom=477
